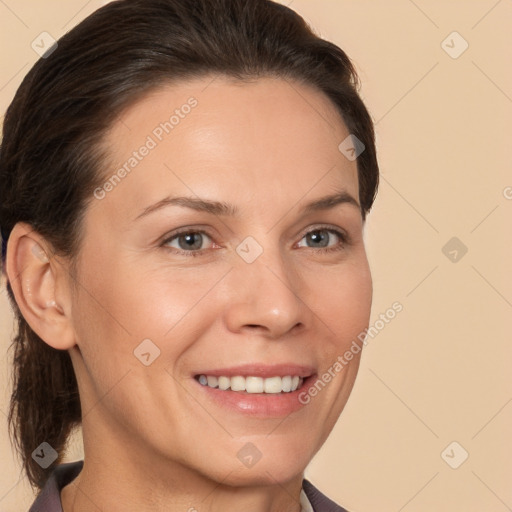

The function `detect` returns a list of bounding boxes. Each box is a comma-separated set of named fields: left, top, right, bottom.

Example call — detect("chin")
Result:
left=220, top=460, right=308, bottom=488
left=213, top=437, right=315, bottom=487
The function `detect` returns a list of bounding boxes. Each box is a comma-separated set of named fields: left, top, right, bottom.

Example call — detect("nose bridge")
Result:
left=223, top=234, right=307, bottom=336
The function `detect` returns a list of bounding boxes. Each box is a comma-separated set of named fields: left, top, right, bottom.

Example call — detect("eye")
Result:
left=296, top=227, right=348, bottom=253
left=161, top=230, right=214, bottom=256
left=160, top=226, right=349, bottom=258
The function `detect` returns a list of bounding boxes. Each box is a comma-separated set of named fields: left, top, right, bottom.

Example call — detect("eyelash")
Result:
left=160, top=226, right=350, bottom=258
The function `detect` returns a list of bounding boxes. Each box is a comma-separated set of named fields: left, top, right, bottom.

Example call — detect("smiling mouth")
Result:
left=195, top=374, right=305, bottom=394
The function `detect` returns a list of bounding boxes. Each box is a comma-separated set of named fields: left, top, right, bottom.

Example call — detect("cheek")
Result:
left=124, top=264, right=231, bottom=339
left=71, top=256, right=233, bottom=393
left=310, top=257, right=372, bottom=346
left=76, top=246, right=219, bottom=339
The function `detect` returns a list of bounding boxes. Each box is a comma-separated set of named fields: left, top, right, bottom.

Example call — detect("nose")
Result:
left=222, top=245, right=309, bottom=340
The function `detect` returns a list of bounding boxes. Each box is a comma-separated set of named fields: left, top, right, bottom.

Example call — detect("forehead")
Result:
left=93, top=76, right=359, bottom=224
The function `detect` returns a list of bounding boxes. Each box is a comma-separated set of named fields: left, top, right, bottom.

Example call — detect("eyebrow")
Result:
left=134, top=191, right=361, bottom=221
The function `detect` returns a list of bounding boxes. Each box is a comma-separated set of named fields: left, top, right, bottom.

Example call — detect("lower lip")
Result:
left=194, top=376, right=317, bottom=417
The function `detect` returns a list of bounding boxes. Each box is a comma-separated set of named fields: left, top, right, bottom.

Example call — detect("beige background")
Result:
left=1, top=1, right=511, bottom=511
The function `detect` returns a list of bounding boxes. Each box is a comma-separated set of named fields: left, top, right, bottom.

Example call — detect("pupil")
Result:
left=180, top=233, right=202, bottom=250
left=308, top=230, right=327, bottom=247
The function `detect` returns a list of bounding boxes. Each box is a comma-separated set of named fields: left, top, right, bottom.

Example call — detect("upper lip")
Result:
left=194, top=363, right=315, bottom=378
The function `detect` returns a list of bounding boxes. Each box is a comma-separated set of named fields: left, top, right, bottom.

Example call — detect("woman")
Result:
left=0, top=0, right=379, bottom=510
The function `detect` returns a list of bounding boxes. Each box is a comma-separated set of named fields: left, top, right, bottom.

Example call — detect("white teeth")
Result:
left=230, top=376, right=246, bottom=392
left=264, top=376, right=282, bottom=393
left=218, top=376, right=230, bottom=390
left=197, top=374, right=305, bottom=393
left=246, top=376, right=264, bottom=393
left=281, top=375, right=292, bottom=392
left=206, top=375, right=218, bottom=387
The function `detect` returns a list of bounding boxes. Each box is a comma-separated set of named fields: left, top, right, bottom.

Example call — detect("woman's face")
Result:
left=68, top=76, right=372, bottom=485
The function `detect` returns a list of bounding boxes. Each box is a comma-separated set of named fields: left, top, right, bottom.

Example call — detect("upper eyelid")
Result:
left=298, top=224, right=349, bottom=239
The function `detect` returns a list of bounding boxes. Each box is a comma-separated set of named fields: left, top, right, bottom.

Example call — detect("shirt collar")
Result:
left=300, top=488, right=315, bottom=512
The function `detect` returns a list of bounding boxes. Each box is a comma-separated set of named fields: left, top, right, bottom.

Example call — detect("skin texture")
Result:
left=7, top=76, right=373, bottom=511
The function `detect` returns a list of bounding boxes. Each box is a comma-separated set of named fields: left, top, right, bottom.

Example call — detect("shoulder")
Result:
left=28, top=460, right=83, bottom=512
left=302, top=478, right=350, bottom=512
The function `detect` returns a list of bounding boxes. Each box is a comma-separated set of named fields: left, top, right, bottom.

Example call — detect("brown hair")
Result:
left=0, top=0, right=379, bottom=491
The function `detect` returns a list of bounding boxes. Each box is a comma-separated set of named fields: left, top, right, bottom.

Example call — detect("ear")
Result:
left=5, top=222, right=76, bottom=350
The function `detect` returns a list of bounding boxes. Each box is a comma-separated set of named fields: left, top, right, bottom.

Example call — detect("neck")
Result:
left=61, top=463, right=304, bottom=512
left=61, top=421, right=305, bottom=512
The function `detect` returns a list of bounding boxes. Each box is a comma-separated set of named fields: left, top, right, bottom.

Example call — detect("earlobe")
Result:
left=5, top=222, right=76, bottom=350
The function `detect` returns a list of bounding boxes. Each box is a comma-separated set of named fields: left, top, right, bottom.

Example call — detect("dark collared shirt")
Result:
left=28, top=460, right=349, bottom=512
